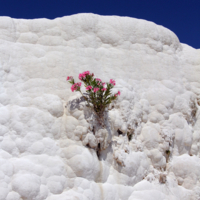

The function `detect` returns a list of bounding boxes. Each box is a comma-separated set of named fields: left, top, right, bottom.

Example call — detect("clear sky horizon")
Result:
left=0, top=0, right=199, bottom=49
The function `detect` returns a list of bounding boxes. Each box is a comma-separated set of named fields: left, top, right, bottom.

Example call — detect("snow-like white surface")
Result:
left=0, top=13, right=200, bottom=200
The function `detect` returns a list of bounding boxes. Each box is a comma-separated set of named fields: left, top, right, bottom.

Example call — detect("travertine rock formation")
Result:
left=0, top=13, right=200, bottom=200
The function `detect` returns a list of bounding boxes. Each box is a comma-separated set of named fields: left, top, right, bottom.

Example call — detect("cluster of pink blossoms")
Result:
left=110, top=79, right=116, bottom=86
left=96, top=79, right=107, bottom=91
left=66, top=71, right=122, bottom=120
left=79, top=71, right=94, bottom=80
left=71, top=82, right=81, bottom=92
left=67, top=71, right=120, bottom=97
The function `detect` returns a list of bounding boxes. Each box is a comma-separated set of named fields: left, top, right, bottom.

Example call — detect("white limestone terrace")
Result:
left=0, top=13, right=200, bottom=200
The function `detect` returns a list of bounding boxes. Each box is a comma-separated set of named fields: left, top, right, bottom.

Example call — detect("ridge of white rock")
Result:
left=0, top=13, right=200, bottom=200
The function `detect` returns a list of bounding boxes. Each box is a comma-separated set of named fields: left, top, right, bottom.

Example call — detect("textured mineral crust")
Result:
left=0, top=13, right=200, bottom=200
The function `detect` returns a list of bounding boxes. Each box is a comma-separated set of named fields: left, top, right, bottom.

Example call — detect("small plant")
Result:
left=67, top=71, right=120, bottom=124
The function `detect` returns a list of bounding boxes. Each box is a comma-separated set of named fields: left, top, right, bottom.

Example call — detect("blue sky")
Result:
left=0, top=0, right=199, bottom=49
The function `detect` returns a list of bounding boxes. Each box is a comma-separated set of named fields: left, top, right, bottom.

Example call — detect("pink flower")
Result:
left=95, top=78, right=102, bottom=82
left=83, top=71, right=90, bottom=75
left=67, top=76, right=73, bottom=81
left=79, top=71, right=91, bottom=80
left=115, top=91, right=120, bottom=97
left=71, top=84, right=77, bottom=92
left=102, top=88, right=107, bottom=91
left=86, top=85, right=92, bottom=90
left=79, top=73, right=86, bottom=80
left=93, top=88, right=99, bottom=93
left=102, top=82, right=106, bottom=86
left=110, top=79, right=116, bottom=86
left=71, top=82, right=81, bottom=92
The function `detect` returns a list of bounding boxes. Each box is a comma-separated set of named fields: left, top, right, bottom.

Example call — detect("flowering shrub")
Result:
left=67, top=71, right=120, bottom=119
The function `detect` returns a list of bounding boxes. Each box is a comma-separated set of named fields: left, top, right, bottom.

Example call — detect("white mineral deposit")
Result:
left=0, top=13, right=200, bottom=200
